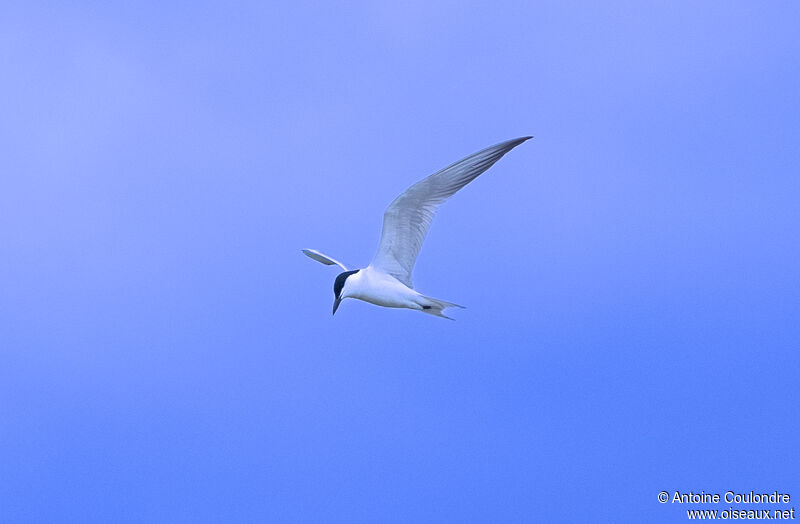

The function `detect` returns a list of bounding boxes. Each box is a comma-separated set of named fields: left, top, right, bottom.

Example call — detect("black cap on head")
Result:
left=333, top=269, right=359, bottom=299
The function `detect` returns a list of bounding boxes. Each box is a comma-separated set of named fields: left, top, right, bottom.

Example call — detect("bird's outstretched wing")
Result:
left=369, top=137, right=531, bottom=288
left=302, top=249, right=348, bottom=271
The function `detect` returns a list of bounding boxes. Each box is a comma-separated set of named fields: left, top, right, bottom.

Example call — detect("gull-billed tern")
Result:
left=303, top=136, right=531, bottom=319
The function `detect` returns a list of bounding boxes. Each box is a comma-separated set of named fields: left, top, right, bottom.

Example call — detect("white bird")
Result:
left=303, top=136, right=531, bottom=319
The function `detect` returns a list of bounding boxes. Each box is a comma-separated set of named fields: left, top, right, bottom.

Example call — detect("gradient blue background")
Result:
left=2, top=2, right=798, bottom=522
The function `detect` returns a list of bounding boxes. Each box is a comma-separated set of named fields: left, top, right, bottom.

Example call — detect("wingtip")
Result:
left=508, top=136, right=533, bottom=146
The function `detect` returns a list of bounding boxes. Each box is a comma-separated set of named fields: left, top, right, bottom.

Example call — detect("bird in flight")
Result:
left=303, top=136, right=531, bottom=319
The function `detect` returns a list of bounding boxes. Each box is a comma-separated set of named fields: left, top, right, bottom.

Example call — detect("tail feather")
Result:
left=420, top=295, right=465, bottom=320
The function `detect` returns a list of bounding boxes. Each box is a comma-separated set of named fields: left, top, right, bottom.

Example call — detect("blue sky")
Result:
left=1, top=1, right=798, bottom=522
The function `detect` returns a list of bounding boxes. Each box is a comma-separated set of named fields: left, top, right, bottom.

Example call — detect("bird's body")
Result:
left=303, top=136, right=531, bottom=319
left=336, top=266, right=462, bottom=318
left=344, top=268, right=420, bottom=309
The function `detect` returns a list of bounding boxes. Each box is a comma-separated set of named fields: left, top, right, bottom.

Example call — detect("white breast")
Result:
left=347, top=267, right=422, bottom=309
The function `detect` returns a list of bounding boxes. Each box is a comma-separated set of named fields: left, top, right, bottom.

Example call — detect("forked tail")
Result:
left=420, top=296, right=465, bottom=320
